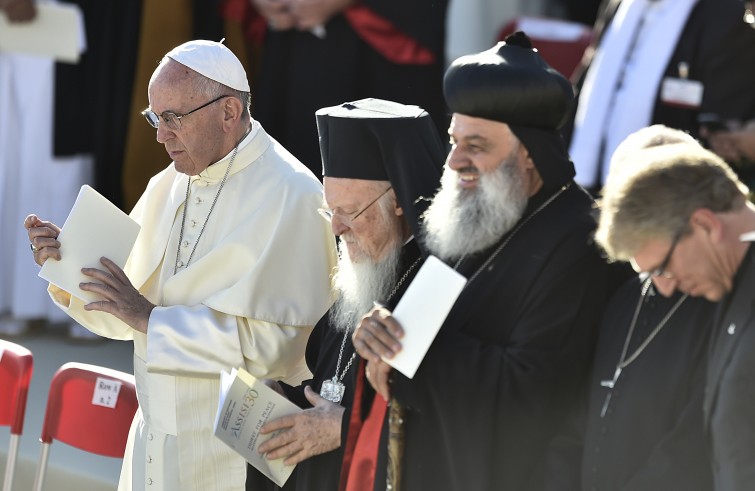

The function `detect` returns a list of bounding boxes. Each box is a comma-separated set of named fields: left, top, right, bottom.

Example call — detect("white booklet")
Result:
left=38, top=185, right=141, bottom=303
left=0, top=3, right=83, bottom=63
left=214, top=368, right=302, bottom=487
left=384, top=255, right=467, bottom=378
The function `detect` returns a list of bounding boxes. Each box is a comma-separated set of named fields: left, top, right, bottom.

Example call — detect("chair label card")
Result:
left=92, top=377, right=123, bottom=408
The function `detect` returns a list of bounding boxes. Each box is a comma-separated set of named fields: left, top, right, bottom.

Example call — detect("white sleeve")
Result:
left=48, top=283, right=135, bottom=340
left=146, top=304, right=313, bottom=382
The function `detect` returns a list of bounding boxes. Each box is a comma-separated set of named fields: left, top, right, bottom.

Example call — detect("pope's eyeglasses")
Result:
left=142, top=95, right=231, bottom=131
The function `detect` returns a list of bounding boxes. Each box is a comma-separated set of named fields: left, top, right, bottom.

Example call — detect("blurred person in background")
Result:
left=569, top=0, right=755, bottom=195
left=220, top=0, right=449, bottom=177
left=0, top=0, right=94, bottom=339
left=706, top=120, right=755, bottom=190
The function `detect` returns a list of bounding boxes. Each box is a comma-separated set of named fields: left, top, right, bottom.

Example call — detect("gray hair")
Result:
left=193, top=74, right=250, bottom=119
left=596, top=143, right=748, bottom=261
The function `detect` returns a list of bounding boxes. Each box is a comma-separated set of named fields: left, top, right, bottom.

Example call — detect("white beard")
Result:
left=329, top=239, right=403, bottom=332
left=422, top=156, right=528, bottom=262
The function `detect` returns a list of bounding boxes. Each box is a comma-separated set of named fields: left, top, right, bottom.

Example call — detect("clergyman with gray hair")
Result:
left=595, top=138, right=755, bottom=490
left=25, top=40, right=336, bottom=491
left=547, top=125, right=716, bottom=491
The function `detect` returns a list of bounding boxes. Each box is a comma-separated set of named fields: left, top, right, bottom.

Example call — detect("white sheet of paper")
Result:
left=91, top=377, right=123, bottom=409
left=0, top=4, right=83, bottom=62
left=384, top=255, right=467, bottom=378
left=38, top=185, right=141, bottom=304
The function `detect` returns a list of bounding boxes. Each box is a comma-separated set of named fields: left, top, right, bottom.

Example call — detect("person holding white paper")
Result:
left=25, top=40, right=336, bottom=491
left=350, top=32, right=615, bottom=490
left=245, top=98, right=444, bottom=491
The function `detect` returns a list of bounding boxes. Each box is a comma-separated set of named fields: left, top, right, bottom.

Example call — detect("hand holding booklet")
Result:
left=214, top=368, right=303, bottom=487
left=38, top=185, right=141, bottom=303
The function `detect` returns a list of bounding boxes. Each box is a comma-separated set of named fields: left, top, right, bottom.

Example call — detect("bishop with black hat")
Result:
left=350, top=32, right=612, bottom=490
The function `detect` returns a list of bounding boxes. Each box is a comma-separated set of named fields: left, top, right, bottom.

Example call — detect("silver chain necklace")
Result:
left=173, top=129, right=248, bottom=275
left=454, top=183, right=570, bottom=287
left=599, top=278, right=688, bottom=417
left=320, top=255, right=423, bottom=404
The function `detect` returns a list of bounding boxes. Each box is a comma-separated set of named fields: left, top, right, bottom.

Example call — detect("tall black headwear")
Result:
left=316, top=98, right=444, bottom=249
left=443, top=31, right=576, bottom=192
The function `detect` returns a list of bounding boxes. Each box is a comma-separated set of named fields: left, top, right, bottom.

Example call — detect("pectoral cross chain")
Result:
left=600, top=367, right=622, bottom=418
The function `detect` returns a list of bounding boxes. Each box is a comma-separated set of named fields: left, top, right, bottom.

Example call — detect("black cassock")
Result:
left=547, top=277, right=716, bottom=491
left=252, top=0, right=449, bottom=176
left=246, top=240, right=421, bottom=491
left=381, top=182, right=611, bottom=490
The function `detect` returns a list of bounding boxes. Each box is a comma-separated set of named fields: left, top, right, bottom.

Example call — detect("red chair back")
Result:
left=39, top=362, right=137, bottom=457
left=498, top=16, right=593, bottom=79
left=0, top=339, right=33, bottom=436
left=1, top=340, right=33, bottom=490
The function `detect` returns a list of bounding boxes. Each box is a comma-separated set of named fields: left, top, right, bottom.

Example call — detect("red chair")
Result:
left=32, top=362, right=138, bottom=491
left=498, top=16, right=594, bottom=80
left=0, top=340, right=33, bottom=491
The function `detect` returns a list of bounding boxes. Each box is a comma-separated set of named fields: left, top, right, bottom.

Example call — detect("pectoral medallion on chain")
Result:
left=320, top=377, right=346, bottom=404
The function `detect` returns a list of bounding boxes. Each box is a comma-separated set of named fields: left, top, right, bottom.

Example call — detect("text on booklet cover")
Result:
left=214, top=368, right=302, bottom=487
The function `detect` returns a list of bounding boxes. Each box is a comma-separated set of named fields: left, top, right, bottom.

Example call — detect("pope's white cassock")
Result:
left=47, top=120, right=337, bottom=491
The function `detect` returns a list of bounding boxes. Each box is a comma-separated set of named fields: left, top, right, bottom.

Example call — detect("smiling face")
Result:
left=446, top=113, right=541, bottom=194
left=147, top=61, right=232, bottom=176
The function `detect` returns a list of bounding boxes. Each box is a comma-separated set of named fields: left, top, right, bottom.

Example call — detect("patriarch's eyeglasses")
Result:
left=318, top=186, right=393, bottom=223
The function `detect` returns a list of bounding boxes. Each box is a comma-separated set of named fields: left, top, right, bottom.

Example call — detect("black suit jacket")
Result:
left=704, top=246, right=755, bottom=490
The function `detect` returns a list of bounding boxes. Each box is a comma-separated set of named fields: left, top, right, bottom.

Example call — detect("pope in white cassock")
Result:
left=24, top=40, right=336, bottom=491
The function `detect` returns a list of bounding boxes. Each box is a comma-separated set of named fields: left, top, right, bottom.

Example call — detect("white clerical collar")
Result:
left=740, top=231, right=755, bottom=242
left=198, top=120, right=260, bottom=182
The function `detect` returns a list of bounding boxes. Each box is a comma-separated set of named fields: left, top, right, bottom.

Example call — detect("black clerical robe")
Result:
left=251, top=0, right=449, bottom=175
left=378, top=183, right=610, bottom=490
left=53, top=0, right=142, bottom=210
left=547, top=277, right=715, bottom=491
left=246, top=240, right=422, bottom=491
left=567, top=0, right=755, bottom=188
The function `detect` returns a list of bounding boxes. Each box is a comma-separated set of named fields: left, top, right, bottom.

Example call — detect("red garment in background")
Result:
left=220, top=0, right=434, bottom=65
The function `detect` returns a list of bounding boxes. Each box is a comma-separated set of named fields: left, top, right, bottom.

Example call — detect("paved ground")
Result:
left=1, top=324, right=133, bottom=490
